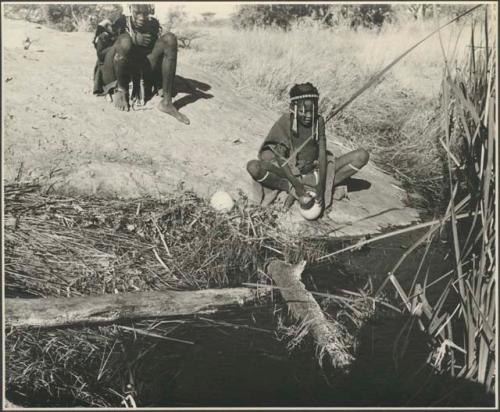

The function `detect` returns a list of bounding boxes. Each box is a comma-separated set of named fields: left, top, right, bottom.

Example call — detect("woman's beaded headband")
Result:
left=290, top=94, right=319, bottom=102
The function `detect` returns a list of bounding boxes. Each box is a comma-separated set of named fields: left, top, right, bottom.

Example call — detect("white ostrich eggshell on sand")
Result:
left=210, top=191, right=235, bottom=212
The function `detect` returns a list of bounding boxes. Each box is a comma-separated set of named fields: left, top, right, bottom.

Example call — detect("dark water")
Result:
left=7, top=227, right=495, bottom=408
left=135, top=228, right=493, bottom=408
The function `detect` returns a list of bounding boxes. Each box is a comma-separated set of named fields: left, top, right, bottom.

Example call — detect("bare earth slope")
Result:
left=3, top=19, right=419, bottom=237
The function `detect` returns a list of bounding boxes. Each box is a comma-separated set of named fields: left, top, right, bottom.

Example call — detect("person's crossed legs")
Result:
left=247, top=148, right=369, bottom=209
left=332, top=148, right=369, bottom=185
left=246, top=159, right=291, bottom=192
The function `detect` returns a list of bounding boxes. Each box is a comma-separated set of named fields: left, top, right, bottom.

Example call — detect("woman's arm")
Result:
left=278, top=161, right=307, bottom=197
left=263, top=145, right=307, bottom=197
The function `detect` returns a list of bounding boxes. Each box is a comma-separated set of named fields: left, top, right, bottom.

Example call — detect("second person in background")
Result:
left=93, top=4, right=190, bottom=124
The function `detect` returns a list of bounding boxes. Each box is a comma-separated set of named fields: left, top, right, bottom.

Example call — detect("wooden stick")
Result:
left=5, top=288, right=267, bottom=329
left=116, top=325, right=194, bottom=345
left=318, top=211, right=475, bottom=262
left=282, top=4, right=483, bottom=168
left=266, top=259, right=353, bottom=368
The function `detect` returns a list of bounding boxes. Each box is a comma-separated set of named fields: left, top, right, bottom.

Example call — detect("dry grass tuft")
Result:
left=6, top=326, right=122, bottom=407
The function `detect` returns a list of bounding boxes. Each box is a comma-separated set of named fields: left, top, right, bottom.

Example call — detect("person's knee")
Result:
left=247, top=160, right=266, bottom=180
left=115, top=34, right=133, bottom=56
left=355, top=149, right=370, bottom=167
left=260, top=149, right=275, bottom=162
left=160, top=32, right=177, bottom=50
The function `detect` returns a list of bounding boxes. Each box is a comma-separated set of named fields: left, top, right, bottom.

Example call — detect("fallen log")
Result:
left=5, top=288, right=266, bottom=329
left=266, top=259, right=353, bottom=369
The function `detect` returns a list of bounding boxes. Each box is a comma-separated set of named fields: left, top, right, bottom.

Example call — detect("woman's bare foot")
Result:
left=113, top=89, right=129, bottom=111
left=157, top=99, right=190, bottom=125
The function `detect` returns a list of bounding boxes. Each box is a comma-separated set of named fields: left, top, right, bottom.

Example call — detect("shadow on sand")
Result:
left=344, top=176, right=372, bottom=192
left=172, top=75, right=214, bottom=110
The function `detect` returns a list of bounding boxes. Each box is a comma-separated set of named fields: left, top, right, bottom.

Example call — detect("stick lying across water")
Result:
left=267, top=259, right=353, bottom=368
left=5, top=288, right=267, bottom=329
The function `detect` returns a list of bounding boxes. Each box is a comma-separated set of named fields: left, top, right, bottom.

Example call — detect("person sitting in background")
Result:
left=92, top=18, right=114, bottom=62
left=246, top=82, right=369, bottom=214
left=92, top=4, right=189, bottom=124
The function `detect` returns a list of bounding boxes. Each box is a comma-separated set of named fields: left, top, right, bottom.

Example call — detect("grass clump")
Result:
left=6, top=326, right=123, bottom=407
left=4, top=182, right=327, bottom=298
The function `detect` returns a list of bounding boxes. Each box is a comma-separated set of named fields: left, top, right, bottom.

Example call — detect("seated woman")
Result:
left=247, top=82, right=369, bottom=214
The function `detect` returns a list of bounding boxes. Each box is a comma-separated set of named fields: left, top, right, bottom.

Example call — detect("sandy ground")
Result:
left=3, top=19, right=419, bottom=237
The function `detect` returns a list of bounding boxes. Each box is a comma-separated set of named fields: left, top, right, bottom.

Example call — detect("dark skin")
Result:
left=113, top=11, right=189, bottom=124
left=273, top=99, right=369, bottom=206
left=247, top=95, right=369, bottom=209
left=271, top=99, right=325, bottom=206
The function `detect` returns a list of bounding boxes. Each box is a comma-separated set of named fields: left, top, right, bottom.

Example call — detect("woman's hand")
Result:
left=294, top=183, right=307, bottom=198
left=299, top=194, right=315, bottom=209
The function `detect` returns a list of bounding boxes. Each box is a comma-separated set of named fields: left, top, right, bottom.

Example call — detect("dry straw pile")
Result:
left=5, top=182, right=370, bottom=406
left=4, top=182, right=326, bottom=298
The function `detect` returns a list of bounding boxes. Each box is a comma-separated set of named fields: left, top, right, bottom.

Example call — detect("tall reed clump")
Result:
left=435, top=10, right=496, bottom=392
left=376, top=8, right=496, bottom=394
